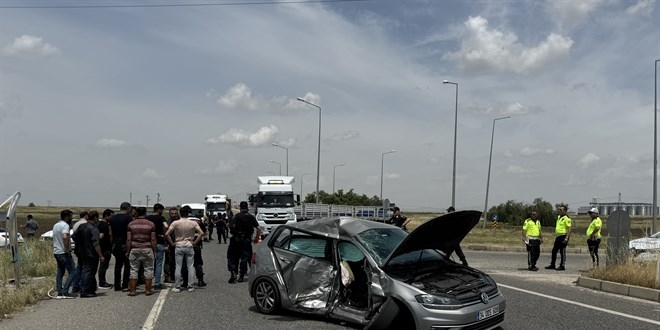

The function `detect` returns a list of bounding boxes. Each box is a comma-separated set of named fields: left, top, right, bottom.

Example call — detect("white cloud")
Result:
left=206, top=125, right=279, bottom=147
left=546, top=0, right=603, bottom=30
left=519, top=147, right=556, bottom=156
left=328, top=130, right=360, bottom=142
left=506, top=165, right=533, bottom=174
left=443, top=16, right=573, bottom=74
left=142, top=168, right=161, bottom=179
left=201, top=159, right=239, bottom=175
left=3, top=35, right=60, bottom=57
left=95, top=138, right=127, bottom=148
left=578, top=153, right=600, bottom=168
left=625, top=0, right=655, bottom=16
left=386, top=173, right=400, bottom=179
left=210, top=83, right=319, bottom=114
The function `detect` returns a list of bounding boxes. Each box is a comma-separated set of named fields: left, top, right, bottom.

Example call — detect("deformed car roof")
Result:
left=288, top=210, right=481, bottom=256
left=288, top=216, right=394, bottom=239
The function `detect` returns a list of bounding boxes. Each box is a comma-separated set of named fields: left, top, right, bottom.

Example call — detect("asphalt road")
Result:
left=1, top=242, right=659, bottom=330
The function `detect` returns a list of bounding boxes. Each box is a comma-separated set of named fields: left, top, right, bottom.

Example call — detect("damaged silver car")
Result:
left=248, top=210, right=506, bottom=329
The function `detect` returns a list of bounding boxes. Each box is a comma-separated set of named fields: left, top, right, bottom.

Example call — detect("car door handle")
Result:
left=279, top=257, right=291, bottom=263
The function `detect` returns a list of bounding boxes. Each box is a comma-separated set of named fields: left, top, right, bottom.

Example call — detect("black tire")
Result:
left=364, top=297, right=401, bottom=330
left=252, top=277, right=281, bottom=315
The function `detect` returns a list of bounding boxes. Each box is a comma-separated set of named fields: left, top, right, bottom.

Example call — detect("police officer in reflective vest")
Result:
left=227, top=201, right=261, bottom=284
left=546, top=205, right=572, bottom=271
left=586, top=208, right=602, bottom=267
left=521, top=211, right=542, bottom=271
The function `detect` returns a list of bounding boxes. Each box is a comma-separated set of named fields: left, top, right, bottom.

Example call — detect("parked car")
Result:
left=40, top=220, right=78, bottom=248
left=249, top=210, right=505, bottom=329
left=629, top=231, right=660, bottom=254
left=0, top=227, right=25, bottom=247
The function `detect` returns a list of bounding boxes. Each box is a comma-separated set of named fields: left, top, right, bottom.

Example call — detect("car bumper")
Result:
left=410, top=294, right=506, bottom=330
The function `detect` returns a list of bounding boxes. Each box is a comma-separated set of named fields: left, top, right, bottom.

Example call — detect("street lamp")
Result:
left=332, top=163, right=346, bottom=194
left=272, top=143, right=289, bottom=176
left=297, top=97, right=322, bottom=204
left=483, top=116, right=511, bottom=229
left=300, top=172, right=311, bottom=201
left=380, top=150, right=397, bottom=203
left=443, top=80, right=459, bottom=208
left=268, top=160, right=281, bottom=175
left=654, top=59, right=659, bottom=234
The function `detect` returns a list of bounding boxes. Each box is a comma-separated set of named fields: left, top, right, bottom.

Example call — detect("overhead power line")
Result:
left=0, top=0, right=374, bottom=9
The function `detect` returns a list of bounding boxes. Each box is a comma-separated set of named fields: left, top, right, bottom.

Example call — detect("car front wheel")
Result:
left=253, top=277, right=281, bottom=315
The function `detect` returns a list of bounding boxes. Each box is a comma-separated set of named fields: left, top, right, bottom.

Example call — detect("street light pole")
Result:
left=268, top=160, right=282, bottom=176
left=443, top=80, right=459, bottom=209
left=333, top=163, right=346, bottom=194
left=301, top=172, right=310, bottom=201
left=483, top=116, right=511, bottom=229
left=272, top=143, right=289, bottom=176
left=654, top=59, right=659, bottom=234
left=380, top=150, right=397, bottom=203
left=297, top=97, right=322, bottom=204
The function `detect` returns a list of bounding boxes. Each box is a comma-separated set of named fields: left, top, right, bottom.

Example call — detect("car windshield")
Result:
left=354, top=228, right=408, bottom=267
left=256, top=192, right=294, bottom=208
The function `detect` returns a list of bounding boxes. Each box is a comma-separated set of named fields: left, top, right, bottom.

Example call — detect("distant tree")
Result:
left=303, top=189, right=382, bottom=206
left=487, top=198, right=556, bottom=226
left=28, top=202, right=36, bottom=207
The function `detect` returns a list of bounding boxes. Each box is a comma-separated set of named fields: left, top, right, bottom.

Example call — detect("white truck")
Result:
left=204, top=194, right=229, bottom=218
left=249, top=176, right=300, bottom=236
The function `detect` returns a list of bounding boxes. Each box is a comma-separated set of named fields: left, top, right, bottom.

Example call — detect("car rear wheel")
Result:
left=253, top=277, right=281, bottom=314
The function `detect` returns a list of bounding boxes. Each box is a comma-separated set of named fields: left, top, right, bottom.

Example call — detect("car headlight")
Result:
left=415, top=294, right=461, bottom=310
left=256, top=213, right=264, bottom=220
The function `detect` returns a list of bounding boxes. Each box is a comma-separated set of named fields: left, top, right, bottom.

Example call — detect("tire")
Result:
left=364, top=297, right=401, bottom=330
left=252, top=277, right=281, bottom=315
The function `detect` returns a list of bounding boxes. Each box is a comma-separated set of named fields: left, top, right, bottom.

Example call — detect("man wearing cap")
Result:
left=227, top=201, right=261, bottom=284
left=522, top=211, right=542, bottom=271
left=546, top=205, right=572, bottom=271
left=586, top=208, right=602, bottom=267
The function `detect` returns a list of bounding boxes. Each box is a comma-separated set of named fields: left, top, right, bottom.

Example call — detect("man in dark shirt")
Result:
left=147, top=203, right=168, bottom=289
left=387, top=207, right=411, bottom=231
left=72, top=210, right=104, bottom=298
left=109, top=202, right=133, bottom=291
left=97, top=209, right=114, bottom=289
left=227, top=201, right=261, bottom=283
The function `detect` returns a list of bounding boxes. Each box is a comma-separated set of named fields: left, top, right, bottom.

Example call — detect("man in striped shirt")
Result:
left=126, top=207, right=156, bottom=296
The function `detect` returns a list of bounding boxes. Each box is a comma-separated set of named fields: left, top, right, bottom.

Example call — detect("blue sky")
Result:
left=1, top=0, right=659, bottom=212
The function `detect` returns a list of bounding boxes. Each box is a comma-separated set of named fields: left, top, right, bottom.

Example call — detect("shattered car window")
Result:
left=355, top=228, right=407, bottom=266
left=338, top=241, right=365, bottom=262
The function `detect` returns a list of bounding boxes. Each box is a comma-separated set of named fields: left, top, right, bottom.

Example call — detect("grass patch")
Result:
left=584, top=259, right=657, bottom=289
left=0, top=240, right=56, bottom=319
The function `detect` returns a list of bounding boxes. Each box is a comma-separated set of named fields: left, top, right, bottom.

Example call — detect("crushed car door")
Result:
left=272, top=231, right=337, bottom=310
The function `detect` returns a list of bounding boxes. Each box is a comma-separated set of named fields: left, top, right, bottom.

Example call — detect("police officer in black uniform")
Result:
left=227, top=201, right=261, bottom=284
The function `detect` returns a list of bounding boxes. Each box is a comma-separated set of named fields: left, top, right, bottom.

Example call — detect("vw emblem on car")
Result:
left=480, top=292, right=489, bottom=304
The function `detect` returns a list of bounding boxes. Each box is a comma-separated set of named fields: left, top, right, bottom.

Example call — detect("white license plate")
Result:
left=477, top=305, right=499, bottom=320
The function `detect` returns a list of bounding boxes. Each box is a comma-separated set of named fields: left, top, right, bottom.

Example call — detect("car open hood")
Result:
left=383, top=210, right=481, bottom=265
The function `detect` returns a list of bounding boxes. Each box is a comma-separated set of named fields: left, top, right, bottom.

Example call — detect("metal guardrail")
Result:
left=294, top=203, right=391, bottom=221
left=1, top=191, right=22, bottom=287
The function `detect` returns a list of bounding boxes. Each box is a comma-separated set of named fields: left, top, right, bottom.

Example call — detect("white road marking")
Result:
left=499, top=284, right=660, bottom=326
left=142, top=289, right=169, bottom=330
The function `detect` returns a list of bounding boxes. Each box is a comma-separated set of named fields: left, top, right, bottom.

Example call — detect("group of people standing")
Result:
left=522, top=205, right=602, bottom=271
left=51, top=202, right=213, bottom=299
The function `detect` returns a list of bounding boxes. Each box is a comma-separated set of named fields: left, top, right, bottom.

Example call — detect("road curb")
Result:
left=576, top=277, right=660, bottom=303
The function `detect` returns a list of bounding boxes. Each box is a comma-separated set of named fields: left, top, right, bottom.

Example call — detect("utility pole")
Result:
left=47, top=200, right=52, bottom=207
left=130, top=193, right=133, bottom=204
left=157, top=193, right=161, bottom=204
left=146, top=195, right=150, bottom=207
